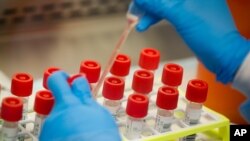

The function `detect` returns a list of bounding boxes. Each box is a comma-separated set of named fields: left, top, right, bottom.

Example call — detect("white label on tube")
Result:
left=185, top=108, right=202, bottom=124
left=1, top=127, right=18, bottom=141
left=125, top=118, right=144, bottom=139
left=33, top=115, right=45, bottom=137
left=155, top=115, right=173, bottom=133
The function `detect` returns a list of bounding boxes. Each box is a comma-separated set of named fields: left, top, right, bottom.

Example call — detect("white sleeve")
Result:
left=232, top=52, right=250, bottom=97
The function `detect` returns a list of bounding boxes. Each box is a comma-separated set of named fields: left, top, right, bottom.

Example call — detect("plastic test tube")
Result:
left=155, top=86, right=179, bottom=133
left=184, top=79, right=208, bottom=124
left=125, top=94, right=149, bottom=140
left=102, top=76, right=125, bottom=116
left=33, top=90, right=54, bottom=137
left=132, top=70, right=154, bottom=96
left=0, top=97, right=23, bottom=141
left=43, top=67, right=61, bottom=89
left=79, top=60, right=101, bottom=90
left=182, top=79, right=208, bottom=141
left=139, top=48, right=160, bottom=73
left=11, top=73, right=33, bottom=120
left=110, top=53, right=131, bottom=81
left=162, top=63, right=183, bottom=89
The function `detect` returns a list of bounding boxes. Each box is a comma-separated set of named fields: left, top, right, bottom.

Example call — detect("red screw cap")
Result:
left=156, top=86, right=179, bottom=110
left=102, top=77, right=125, bottom=100
left=11, top=73, right=33, bottom=97
left=80, top=60, right=101, bottom=83
left=1, top=97, right=23, bottom=122
left=34, top=90, right=54, bottom=115
left=43, top=67, right=60, bottom=89
left=139, top=48, right=160, bottom=70
left=162, top=63, right=183, bottom=87
left=186, top=79, right=208, bottom=103
left=110, top=54, right=131, bottom=77
left=132, top=70, right=154, bottom=94
left=126, top=94, right=149, bottom=118
left=67, top=73, right=86, bottom=85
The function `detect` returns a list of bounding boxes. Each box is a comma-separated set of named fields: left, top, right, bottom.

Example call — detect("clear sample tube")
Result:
left=125, top=94, right=149, bottom=140
left=102, top=77, right=125, bottom=116
left=43, top=67, right=61, bottom=89
left=33, top=90, right=54, bottom=137
left=162, top=63, right=183, bottom=89
left=0, top=97, right=23, bottom=141
left=184, top=79, right=208, bottom=124
left=11, top=73, right=33, bottom=120
left=132, top=70, right=154, bottom=96
left=139, top=48, right=160, bottom=74
left=182, top=79, right=208, bottom=141
left=79, top=60, right=101, bottom=91
left=155, top=86, right=179, bottom=133
left=110, top=54, right=131, bottom=81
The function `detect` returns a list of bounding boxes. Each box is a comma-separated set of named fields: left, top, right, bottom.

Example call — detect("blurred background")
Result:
left=0, top=0, right=193, bottom=79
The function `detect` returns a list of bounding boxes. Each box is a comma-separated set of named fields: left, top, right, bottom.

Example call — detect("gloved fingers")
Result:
left=239, top=100, right=250, bottom=123
left=136, top=14, right=161, bottom=32
left=134, top=0, right=152, bottom=8
left=134, top=0, right=179, bottom=10
left=71, top=75, right=94, bottom=105
left=134, top=0, right=184, bottom=22
left=48, top=71, right=76, bottom=106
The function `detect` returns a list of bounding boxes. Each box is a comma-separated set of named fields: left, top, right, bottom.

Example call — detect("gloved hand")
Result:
left=132, top=0, right=250, bottom=84
left=39, top=71, right=121, bottom=141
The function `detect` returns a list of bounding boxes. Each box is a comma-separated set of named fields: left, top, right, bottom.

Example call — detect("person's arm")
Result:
left=131, top=0, right=250, bottom=122
left=233, top=53, right=250, bottom=96
left=233, top=53, right=250, bottom=122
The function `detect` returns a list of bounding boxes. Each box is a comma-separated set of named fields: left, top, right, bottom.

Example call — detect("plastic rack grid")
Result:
left=0, top=65, right=230, bottom=141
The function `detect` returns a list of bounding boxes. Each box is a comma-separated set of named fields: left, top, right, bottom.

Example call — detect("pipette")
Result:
left=92, top=2, right=144, bottom=97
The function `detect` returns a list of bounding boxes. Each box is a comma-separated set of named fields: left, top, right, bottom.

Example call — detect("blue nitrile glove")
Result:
left=39, top=71, right=121, bottom=141
left=132, top=0, right=250, bottom=84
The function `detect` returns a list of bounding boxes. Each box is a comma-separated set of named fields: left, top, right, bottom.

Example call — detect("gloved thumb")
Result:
left=136, top=14, right=160, bottom=32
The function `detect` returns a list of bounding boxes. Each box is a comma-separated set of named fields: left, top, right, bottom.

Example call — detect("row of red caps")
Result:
left=82, top=48, right=208, bottom=118
left=0, top=47, right=162, bottom=122
left=0, top=47, right=156, bottom=122
left=124, top=79, right=208, bottom=119
left=101, top=56, right=208, bottom=118
left=0, top=48, right=208, bottom=123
